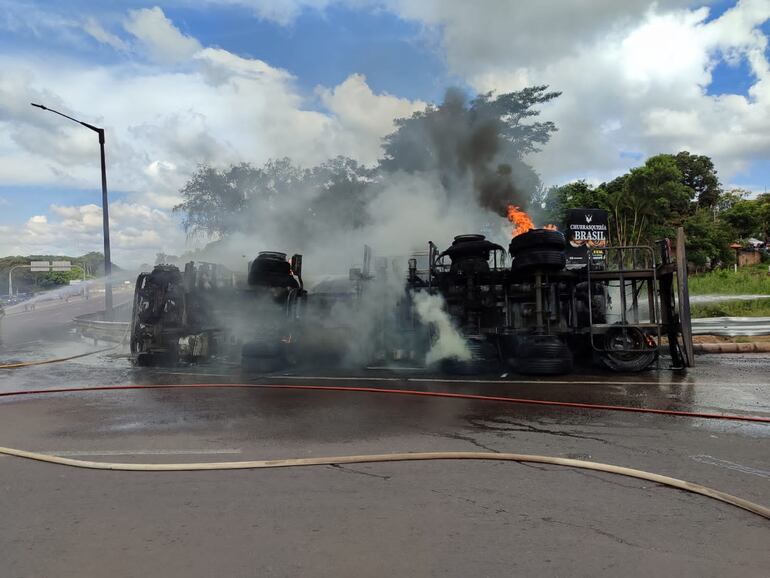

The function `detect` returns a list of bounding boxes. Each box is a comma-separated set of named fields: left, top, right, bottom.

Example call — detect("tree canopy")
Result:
left=172, top=86, right=757, bottom=273
left=380, top=86, right=560, bottom=214
left=540, top=151, right=764, bottom=270
left=174, top=85, right=562, bottom=241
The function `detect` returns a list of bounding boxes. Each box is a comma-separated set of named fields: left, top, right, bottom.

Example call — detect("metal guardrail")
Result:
left=73, top=302, right=132, bottom=343
left=691, top=317, right=770, bottom=337
left=73, top=317, right=130, bottom=342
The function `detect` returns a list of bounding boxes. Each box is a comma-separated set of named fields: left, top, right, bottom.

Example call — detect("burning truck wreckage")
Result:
left=129, top=206, right=694, bottom=376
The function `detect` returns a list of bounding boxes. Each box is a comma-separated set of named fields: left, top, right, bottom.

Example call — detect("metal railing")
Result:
left=587, top=245, right=662, bottom=353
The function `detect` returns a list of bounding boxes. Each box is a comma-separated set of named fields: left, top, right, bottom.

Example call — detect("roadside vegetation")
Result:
left=0, top=253, right=105, bottom=296
left=540, top=154, right=770, bottom=273
left=691, top=296, right=770, bottom=318
left=688, top=264, right=770, bottom=295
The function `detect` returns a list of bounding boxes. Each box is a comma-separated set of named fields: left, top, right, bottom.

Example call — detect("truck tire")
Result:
left=598, top=326, right=657, bottom=372
left=511, top=249, right=566, bottom=273
left=516, top=356, right=574, bottom=375
left=513, top=335, right=573, bottom=375
left=241, top=339, right=289, bottom=373
left=510, top=229, right=566, bottom=253
left=439, top=339, right=499, bottom=375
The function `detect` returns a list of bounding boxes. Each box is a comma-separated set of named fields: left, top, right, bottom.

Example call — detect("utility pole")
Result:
left=30, top=103, right=113, bottom=318
left=8, top=264, right=31, bottom=297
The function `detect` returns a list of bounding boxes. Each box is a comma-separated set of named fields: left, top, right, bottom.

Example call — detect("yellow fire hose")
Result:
left=0, top=326, right=129, bottom=369
left=1, top=447, right=767, bottom=521
left=0, top=347, right=116, bottom=369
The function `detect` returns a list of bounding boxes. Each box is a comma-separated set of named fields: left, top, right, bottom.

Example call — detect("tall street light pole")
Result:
left=30, top=103, right=113, bottom=318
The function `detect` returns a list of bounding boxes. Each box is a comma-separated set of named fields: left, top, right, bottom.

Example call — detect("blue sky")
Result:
left=0, top=0, right=769, bottom=263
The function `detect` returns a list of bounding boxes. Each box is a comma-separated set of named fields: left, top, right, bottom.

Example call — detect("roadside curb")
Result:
left=694, top=342, right=770, bottom=354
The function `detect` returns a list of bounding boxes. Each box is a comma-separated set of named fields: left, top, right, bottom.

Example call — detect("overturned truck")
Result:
left=130, top=208, right=694, bottom=374
left=130, top=252, right=305, bottom=367
left=402, top=212, right=694, bottom=374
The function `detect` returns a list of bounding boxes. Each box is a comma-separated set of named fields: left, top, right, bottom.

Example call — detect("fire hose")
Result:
left=0, top=327, right=130, bottom=369
left=0, top=383, right=768, bottom=520
left=2, top=383, right=768, bottom=424
left=1, top=446, right=768, bottom=520
left=0, top=347, right=116, bottom=369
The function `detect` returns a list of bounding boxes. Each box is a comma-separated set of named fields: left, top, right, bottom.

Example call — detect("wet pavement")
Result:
left=0, top=337, right=768, bottom=577
left=0, top=289, right=133, bottom=346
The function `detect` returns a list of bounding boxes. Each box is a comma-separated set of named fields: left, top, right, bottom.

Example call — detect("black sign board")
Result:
left=565, top=208, right=609, bottom=268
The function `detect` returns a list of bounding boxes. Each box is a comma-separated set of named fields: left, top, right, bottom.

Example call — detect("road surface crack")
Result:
left=467, top=416, right=610, bottom=445
left=540, top=517, right=643, bottom=549
left=568, top=468, right=656, bottom=491
left=328, top=464, right=391, bottom=480
left=439, top=431, right=500, bottom=453
left=430, top=489, right=507, bottom=514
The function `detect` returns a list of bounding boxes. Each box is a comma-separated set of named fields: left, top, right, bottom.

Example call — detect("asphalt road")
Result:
left=0, top=340, right=768, bottom=577
left=0, top=288, right=133, bottom=346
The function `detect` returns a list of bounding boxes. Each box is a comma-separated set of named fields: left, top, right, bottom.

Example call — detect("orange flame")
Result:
left=507, top=205, right=534, bottom=237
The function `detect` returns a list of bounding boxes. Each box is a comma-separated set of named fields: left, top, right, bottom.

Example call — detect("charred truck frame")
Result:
left=402, top=208, right=694, bottom=374
left=129, top=208, right=694, bottom=375
left=130, top=252, right=306, bottom=368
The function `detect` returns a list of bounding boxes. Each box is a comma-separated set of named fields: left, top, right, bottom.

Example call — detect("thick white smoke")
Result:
left=184, top=170, right=511, bottom=284
left=413, top=292, right=471, bottom=364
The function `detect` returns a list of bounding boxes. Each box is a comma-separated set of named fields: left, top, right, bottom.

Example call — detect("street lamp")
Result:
left=30, top=103, right=113, bottom=317
left=8, top=264, right=31, bottom=297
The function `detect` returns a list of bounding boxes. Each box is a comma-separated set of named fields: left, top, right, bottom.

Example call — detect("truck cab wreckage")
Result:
left=129, top=209, right=694, bottom=375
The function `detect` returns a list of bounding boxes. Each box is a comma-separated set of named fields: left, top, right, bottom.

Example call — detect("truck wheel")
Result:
left=510, top=229, right=566, bottom=253
left=439, top=339, right=499, bottom=375
left=513, top=335, right=573, bottom=375
left=516, top=356, right=574, bottom=375
left=598, top=326, right=657, bottom=372
left=241, top=339, right=289, bottom=373
left=511, top=249, right=566, bottom=273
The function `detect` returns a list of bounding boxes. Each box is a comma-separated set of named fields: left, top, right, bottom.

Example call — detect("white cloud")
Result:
left=83, top=17, right=128, bottom=52
left=124, top=6, right=202, bottom=64
left=385, top=0, right=697, bottom=76
left=3, top=1, right=769, bottom=263
left=0, top=6, right=425, bottom=264
left=2, top=201, right=186, bottom=265
left=209, top=0, right=770, bottom=187
left=317, top=73, right=426, bottom=163
left=399, top=0, right=770, bottom=185
left=201, top=0, right=336, bottom=25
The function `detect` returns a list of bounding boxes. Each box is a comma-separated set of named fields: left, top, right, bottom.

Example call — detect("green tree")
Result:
left=684, top=207, right=735, bottom=269
left=674, top=151, right=721, bottom=209
left=716, top=188, right=748, bottom=213
left=540, top=180, right=608, bottom=225
left=174, top=164, right=250, bottom=238
left=308, top=156, right=375, bottom=231
left=173, top=156, right=374, bottom=242
left=38, top=271, right=81, bottom=288
left=600, top=155, right=692, bottom=246
left=754, top=193, right=770, bottom=242
left=380, top=86, right=560, bottom=214
left=722, top=200, right=761, bottom=239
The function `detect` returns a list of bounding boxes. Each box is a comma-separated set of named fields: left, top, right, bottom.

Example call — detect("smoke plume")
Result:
left=154, top=86, right=559, bottom=366
left=381, top=87, right=542, bottom=218
left=413, top=292, right=471, bottom=364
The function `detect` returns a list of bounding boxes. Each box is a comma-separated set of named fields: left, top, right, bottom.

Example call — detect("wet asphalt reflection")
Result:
left=1, top=337, right=768, bottom=577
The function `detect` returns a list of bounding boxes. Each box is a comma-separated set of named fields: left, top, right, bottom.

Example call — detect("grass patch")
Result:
left=691, top=297, right=770, bottom=318
left=689, top=265, right=770, bottom=295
